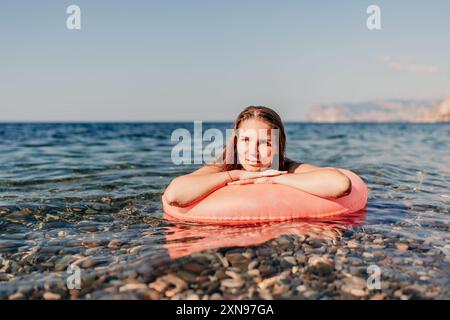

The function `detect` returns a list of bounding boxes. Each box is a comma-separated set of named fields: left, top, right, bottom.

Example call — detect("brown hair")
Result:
left=214, top=106, right=287, bottom=171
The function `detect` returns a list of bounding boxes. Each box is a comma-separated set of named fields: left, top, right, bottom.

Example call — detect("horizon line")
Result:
left=0, top=120, right=448, bottom=124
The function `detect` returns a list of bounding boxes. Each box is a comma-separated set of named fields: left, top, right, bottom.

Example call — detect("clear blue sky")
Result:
left=1, top=0, right=449, bottom=121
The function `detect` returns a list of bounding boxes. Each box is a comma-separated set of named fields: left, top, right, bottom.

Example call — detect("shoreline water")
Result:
left=1, top=220, right=448, bottom=300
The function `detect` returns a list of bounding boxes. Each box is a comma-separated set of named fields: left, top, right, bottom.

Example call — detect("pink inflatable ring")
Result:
left=162, top=169, right=368, bottom=225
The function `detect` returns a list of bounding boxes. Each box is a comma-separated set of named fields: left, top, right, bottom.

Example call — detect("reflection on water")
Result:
left=165, top=211, right=366, bottom=259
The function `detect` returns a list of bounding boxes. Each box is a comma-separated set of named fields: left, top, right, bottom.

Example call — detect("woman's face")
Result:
left=236, top=118, right=277, bottom=172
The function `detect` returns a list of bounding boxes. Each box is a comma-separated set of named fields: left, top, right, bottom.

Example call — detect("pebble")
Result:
left=55, top=255, right=75, bottom=272
left=215, top=253, right=229, bottom=268
left=84, top=208, right=98, bottom=215
left=373, top=238, right=384, bottom=245
left=413, top=259, right=424, bottom=266
left=282, top=256, right=297, bottom=266
left=138, top=289, right=160, bottom=300
left=43, top=292, right=61, bottom=300
left=119, top=283, right=148, bottom=292
left=221, top=278, right=244, bottom=289
left=258, top=272, right=289, bottom=290
left=175, top=270, right=197, bottom=283
left=8, top=292, right=26, bottom=300
left=296, top=285, right=307, bottom=293
left=225, top=270, right=241, bottom=281
left=307, top=238, right=326, bottom=248
left=336, top=248, right=349, bottom=255
left=347, top=257, right=363, bottom=265
left=303, top=290, right=318, bottom=299
left=151, top=274, right=188, bottom=298
left=225, top=253, right=250, bottom=269
left=370, top=293, right=385, bottom=300
left=258, top=289, right=273, bottom=300
left=396, top=243, right=409, bottom=252
left=341, top=276, right=367, bottom=298
left=182, top=261, right=207, bottom=274
left=0, top=241, right=19, bottom=249
left=83, top=239, right=104, bottom=248
left=394, top=289, right=403, bottom=297
left=372, top=251, right=386, bottom=258
left=403, top=284, right=427, bottom=298
left=247, top=269, right=260, bottom=277
left=294, top=252, right=307, bottom=264
left=259, top=264, right=277, bottom=277
left=0, top=272, right=14, bottom=281
left=79, top=225, right=99, bottom=232
left=148, top=279, right=166, bottom=293
left=247, top=260, right=258, bottom=270
left=100, top=197, right=112, bottom=204
left=347, top=240, right=359, bottom=249
left=349, top=266, right=366, bottom=277
left=204, top=281, right=220, bottom=295
left=107, top=239, right=123, bottom=250
left=80, top=257, right=111, bottom=268
left=186, top=293, right=200, bottom=300
left=210, top=293, right=222, bottom=300
left=307, top=255, right=334, bottom=276
left=214, top=270, right=227, bottom=280
left=272, top=283, right=289, bottom=296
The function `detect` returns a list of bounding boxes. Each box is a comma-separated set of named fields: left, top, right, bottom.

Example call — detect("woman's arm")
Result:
left=163, top=165, right=232, bottom=207
left=227, top=163, right=352, bottom=199
left=164, top=166, right=288, bottom=207
left=272, top=164, right=352, bottom=199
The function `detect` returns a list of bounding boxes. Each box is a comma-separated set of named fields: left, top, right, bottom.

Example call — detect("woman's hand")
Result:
left=227, top=169, right=287, bottom=185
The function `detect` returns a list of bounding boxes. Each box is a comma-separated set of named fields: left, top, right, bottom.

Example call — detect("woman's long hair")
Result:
left=213, top=106, right=287, bottom=171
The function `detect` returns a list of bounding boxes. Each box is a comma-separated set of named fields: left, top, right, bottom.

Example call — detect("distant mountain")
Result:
left=305, top=90, right=450, bottom=122
left=428, top=91, right=450, bottom=122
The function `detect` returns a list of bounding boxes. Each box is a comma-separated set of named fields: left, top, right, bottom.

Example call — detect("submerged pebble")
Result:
left=307, top=256, right=334, bottom=276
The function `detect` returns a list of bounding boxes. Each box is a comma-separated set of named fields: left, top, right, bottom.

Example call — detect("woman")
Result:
left=164, top=106, right=351, bottom=208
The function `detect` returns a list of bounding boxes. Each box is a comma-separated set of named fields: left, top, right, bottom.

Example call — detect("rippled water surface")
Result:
left=0, top=123, right=449, bottom=299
